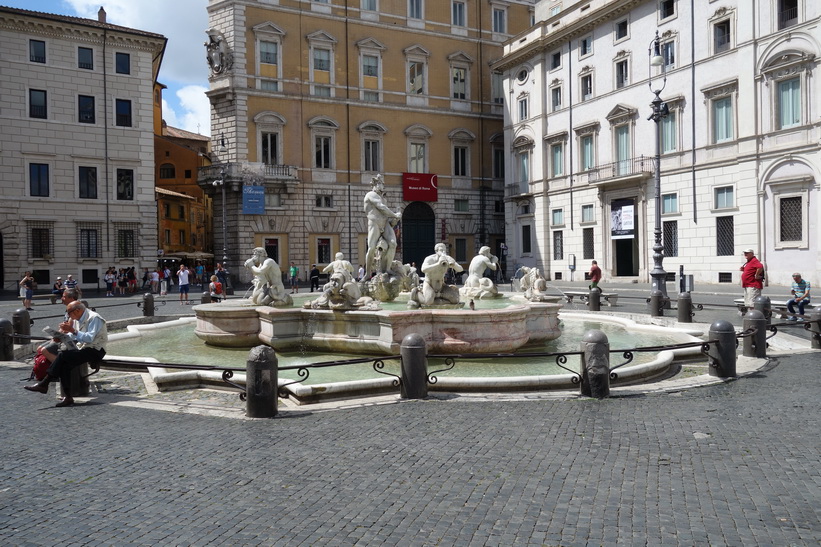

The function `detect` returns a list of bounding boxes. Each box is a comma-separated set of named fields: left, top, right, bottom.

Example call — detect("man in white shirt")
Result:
left=178, top=264, right=191, bottom=304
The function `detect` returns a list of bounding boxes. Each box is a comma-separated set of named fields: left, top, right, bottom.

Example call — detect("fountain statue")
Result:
left=408, top=243, right=463, bottom=308
left=244, top=247, right=293, bottom=307
left=361, top=174, right=407, bottom=302
left=323, top=252, right=355, bottom=283
left=460, top=246, right=500, bottom=299
left=305, top=253, right=378, bottom=310
left=519, top=266, right=552, bottom=302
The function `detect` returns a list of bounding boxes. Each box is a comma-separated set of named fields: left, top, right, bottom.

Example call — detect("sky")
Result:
left=4, top=0, right=212, bottom=136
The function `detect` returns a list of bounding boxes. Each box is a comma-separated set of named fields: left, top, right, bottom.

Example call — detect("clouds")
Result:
left=67, top=0, right=211, bottom=135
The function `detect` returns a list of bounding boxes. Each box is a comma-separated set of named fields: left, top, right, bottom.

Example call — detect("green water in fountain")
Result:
left=108, top=318, right=684, bottom=385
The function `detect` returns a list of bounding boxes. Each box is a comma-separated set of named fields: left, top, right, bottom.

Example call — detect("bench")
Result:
left=564, top=290, right=619, bottom=307
left=18, top=294, right=59, bottom=305
left=734, top=298, right=815, bottom=318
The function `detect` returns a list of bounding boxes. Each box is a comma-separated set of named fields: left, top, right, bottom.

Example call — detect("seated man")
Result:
left=24, top=301, right=107, bottom=407
left=787, top=272, right=811, bottom=320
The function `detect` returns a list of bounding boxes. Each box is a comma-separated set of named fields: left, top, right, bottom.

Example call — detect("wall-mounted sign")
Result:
left=242, top=185, right=265, bottom=214
left=403, top=173, right=438, bottom=202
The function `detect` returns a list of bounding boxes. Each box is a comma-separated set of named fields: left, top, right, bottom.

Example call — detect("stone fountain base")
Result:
left=194, top=298, right=562, bottom=355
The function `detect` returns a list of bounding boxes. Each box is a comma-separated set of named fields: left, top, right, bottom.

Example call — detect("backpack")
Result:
left=32, top=349, right=50, bottom=381
left=214, top=282, right=223, bottom=295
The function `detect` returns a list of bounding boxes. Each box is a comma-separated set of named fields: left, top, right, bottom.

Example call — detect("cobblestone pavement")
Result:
left=1, top=351, right=819, bottom=546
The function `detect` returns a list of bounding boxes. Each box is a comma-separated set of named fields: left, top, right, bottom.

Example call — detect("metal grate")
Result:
left=718, top=272, right=733, bottom=283
left=555, top=272, right=562, bottom=280
left=77, top=223, right=101, bottom=258
left=583, top=228, right=594, bottom=260
left=663, top=220, right=678, bottom=257
left=779, top=196, right=802, bottom=241
left=115, top=223, right=139, bottom=258
left=716, top=216, right=734, bottom=256
left=27, top=221, right=53, bottom=258
left=552, top=230, right=563, bottom=260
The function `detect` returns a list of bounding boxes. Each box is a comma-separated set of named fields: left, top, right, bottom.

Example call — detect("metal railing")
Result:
left=587, top=155, right=653, bottom=183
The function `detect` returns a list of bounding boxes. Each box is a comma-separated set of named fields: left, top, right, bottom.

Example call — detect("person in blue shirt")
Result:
left=787, top=272, right=811, bottom=320
left=24, top=301, right=107, bottom=407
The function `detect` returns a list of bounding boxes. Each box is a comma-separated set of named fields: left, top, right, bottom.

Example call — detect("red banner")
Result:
left=403, top=173, right=438, bottom=202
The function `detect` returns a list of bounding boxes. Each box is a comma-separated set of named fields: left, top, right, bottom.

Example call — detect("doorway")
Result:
left=610, top=197, right=639, bottom=277
left=401, top=201, right=435, bottom=269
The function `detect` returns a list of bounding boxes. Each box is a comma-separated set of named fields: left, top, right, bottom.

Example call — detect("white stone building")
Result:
left=0, top=7, right=166, bottom=291
left=494, top=0, right=819, bottom=291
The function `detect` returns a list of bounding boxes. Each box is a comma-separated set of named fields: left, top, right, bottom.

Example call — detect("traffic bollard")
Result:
left=743, top=309, right=767, bottom=358
left=677, top=292, right=693, bottom=323
left=753, top=295, right=771, bottom=325
left=12, top=309, right=31, bottom=345
left=142, top=293, right=154, bottom=317
left=648, top=290, right=664, bottom=317
left=580, top=329, right=610, bottom=399
left=400, top=333, right=428, bottom=399
left=246, top=345, right=278, bottom=418
left=0, top=319, right=13, bottom=360
left=708, top=320, right=737, bottom=378
left=588, top=287, right=601, bottom=311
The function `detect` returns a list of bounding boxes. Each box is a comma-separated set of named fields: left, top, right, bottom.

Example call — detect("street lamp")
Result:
left=647, top=31, right=670, bottom=305
left=212, top=134, right=231, bottom=292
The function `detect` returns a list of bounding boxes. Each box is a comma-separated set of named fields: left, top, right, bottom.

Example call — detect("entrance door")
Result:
left=401, top=202, right=435, bottom=269
left=611, top=198, right=639, bottom=276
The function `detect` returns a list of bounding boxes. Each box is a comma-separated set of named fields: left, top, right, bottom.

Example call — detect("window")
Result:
left=580, top=135, right=595, bottom=171
left=159, top=163, right=176, bottom=179
left=163, top=203, right=170, bottom=218
left=492, top=7, right=506, bottom=34
left=662, top=193, right=678, bottom=214
left=79, top=227, right=100, bottom=259
left=778, top=0, right=798, bottom=30
left=662, top=41, right=675, bottom=69
left=261, top=80, right=278, bottom=92
left=663, top=221, right=678, bottom=257
left=776, top=193, right=807, bottom=247
left=115, top=99, right=132, bottom=127
left=615, top=125, right=630, bottom=175
left=521, top=224, right=532, bottom=254
left=78, top=47, right=93, bottom=69
left=178, top=205, right=185, bottom=219
left=551, top=52, right=561, bottom=70
left=579, top=36, right=592, bottom=57
left=410, top=142, right=426, bottom=173
left=116, top=228, right=137, bottom=258
left=363, top=0, right=377, bottom=11
left=551, top=87, right=562, bottom=112
left=714, top=20, right=731, bottom=53
left=712, top=96, right=733, bottom=143
left=316, top=195, right=333, bottom=208
left=714, top=186, right=734, bottom=209
left=517, top=97, right=529, bottom=122
left=179, top=230, right=186, bottom=246
left=454, top=146, right=468, bottom=177
left=261, top=132, right=278, bottom=165
left=29, top=89, right=47, bottom=119
left=164, top=229, right=171, bottom=244
left=615, top=20, right=628, bottom=41
left=265, top=192, right=282, bottom=208
left=455, top=198, right=469, bottom=212
left=491, top=72, right=504, bottom=104
left=78, top=95, right=95, bottom=124
left=583, top=227, right=594, bottom=259
left=409, top=0, right=423, bottom=19
left=454, top=239, right=467, bottom=262
left=30, top=40, right=46, bottom=63
left=314, top=86, right=331, bottom=97
left=29, top=223, right=52, bottom=258
left=615, top=60, right=628, bottom=89
left=551, top=209, right=564, bottom=226
left=553, top=231, right=563, bottom=260
left=116, top=169, right=134, bottom=200
left=314, top=135, right=331, bottom=169
left=581, top=204, right=595, bottom=223
left=364, top=139, right=380, bottom=172
left=409, top=60, right=425, bottom=95
left=661, top=111, right=676, bottom=153
left=659, top=0, right=676, bottom=20
left=580, top=74, right=593, bottom=101
left=30, top=163, right=49, bottom=197
left=317, top=238, right=332, bottom=264
left=517, top=149, right=530, bottom=190
left=260, top=41, right=278, bottom=65
left=115, top=52, right=130, bottom=74
left=452, top=1, right=466, bottom=26
left=492, top=145, right=504, bottom=179
left=778, top=78, right=801, bottom=129
left=314, top=48, right=331, bottom=72
left=451, top=66, right=467, bottom=100
left=716, top=216, right=734, bottom=256
left=550, top=143, right=563, bottom=177
left=363, top=91, right=379, bottom=102
left=79, top=166, right=97, bottom=199
left=363, top=54, right=378, bottom=77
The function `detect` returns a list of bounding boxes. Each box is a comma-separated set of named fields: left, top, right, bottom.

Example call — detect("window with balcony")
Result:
left=778, top=0, right=798, bottom=30
left=79, top=95, right=95, bottom=124
left=29, top=89, right=47, bottom=119
left=29, top=163, right=49, bottom=197
left=261, top=132, right=279, bottom=165
left=30, top=40, right=46, bottom=63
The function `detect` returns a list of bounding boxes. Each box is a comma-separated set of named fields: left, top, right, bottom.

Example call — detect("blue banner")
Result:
left=242, top=185, right=265, bottom=214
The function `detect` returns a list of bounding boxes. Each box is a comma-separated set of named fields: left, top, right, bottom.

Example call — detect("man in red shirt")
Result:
left=740, top=248, right=764, bottom=307
left=588, top=260, right=602, bottom=290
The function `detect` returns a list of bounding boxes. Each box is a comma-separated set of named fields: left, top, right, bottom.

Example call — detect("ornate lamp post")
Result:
left=212, top=134, right=231, bottom=292
left=648, top=31, right=670, bottom=305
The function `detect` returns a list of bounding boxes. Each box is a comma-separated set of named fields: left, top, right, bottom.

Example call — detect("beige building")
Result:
left=0, top=7, right=166, bottom=291
left=201, top=0, right=537, bottom=284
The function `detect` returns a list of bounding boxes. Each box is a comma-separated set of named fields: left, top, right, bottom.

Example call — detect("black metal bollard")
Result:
left=246, top=345, right=278, bottom=418
left=580, top=329, right=610, bottom=399
left=400, top=333, right=428, bottom=399
left=12, top=309, right=31, bottom=345
left=201, top=292, right=212, bottom=304
left=648, top=290, right=664, bottom=317
left=753, top=295, right=771, bottom=325
left=809, top=308, right=821, bottom=350
left=708, top=320, right=737, bottom=378
left=588, top=287, right=601, bottom=311
left=743, top=310, right=767, bottom=358
left=0, top=318, right=13, bottom=360
left=677, top=292, right=693, bottom=323
left=142, top=293, right=154, bottom=317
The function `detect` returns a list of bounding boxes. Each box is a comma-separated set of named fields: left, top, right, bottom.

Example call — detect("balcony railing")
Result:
left=198, top=162, right=300, bottom=185
left=586, top=155, right=654, bottom=183
left=779, top=7, right=798, bottom=30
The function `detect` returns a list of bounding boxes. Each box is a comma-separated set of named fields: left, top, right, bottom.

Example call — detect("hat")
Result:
left=67, top=274, right=73, bottom=277
left=742, top=248, right=754, bottom=254
left=57, top=276, right=62, bottom=280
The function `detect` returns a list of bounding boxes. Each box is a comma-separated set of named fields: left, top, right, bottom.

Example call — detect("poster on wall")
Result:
left=610, top=198, right=635, bottom=240
left=242, top=185, right=265, bottom=214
